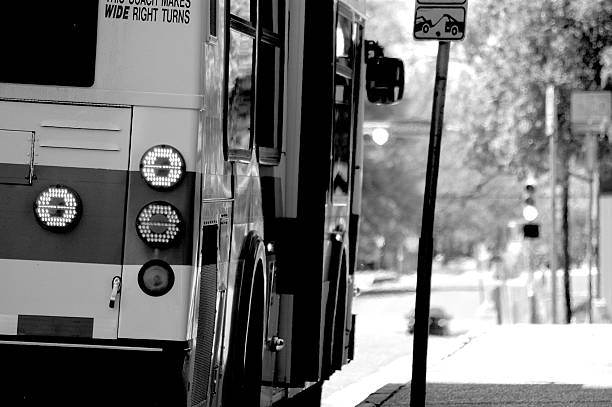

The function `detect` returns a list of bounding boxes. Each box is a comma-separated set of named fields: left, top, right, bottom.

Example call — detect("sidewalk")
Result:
left=356, top=324, right=612, bottom=406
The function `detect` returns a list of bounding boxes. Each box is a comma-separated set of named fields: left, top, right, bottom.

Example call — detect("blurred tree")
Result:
left=459, top=0, right=612, bottom=174
left=359, top=0, right=611, bottom=274
left=458, top=0, right=612, bottom=321
left=359, top=134, right=426, bottom=270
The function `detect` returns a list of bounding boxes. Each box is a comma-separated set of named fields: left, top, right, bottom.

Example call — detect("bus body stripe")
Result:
left=0, top=164, right=126, bottom=264
left=0, top=164, right=194, bottom=266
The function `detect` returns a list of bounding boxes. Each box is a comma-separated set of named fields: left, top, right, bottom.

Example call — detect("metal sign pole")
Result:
left=587, top=132, right=596, bottom=323
left=410, top=40, right=450, bottom=407
left=546, top=85, right=558, bottom=323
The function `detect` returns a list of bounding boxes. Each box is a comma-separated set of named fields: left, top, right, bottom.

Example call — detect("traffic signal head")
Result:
left=522, top=178, right=538, bottom=222
left=523, top=223, right=540, bottom=238
left=524, top=184, right=535, bottom=204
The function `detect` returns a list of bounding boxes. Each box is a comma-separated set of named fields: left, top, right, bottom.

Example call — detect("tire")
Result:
left=222, top=232, right=267, bottom=407
left=451, top=26, right=458, bottom=36
left=274, top=382, right=323, bottom=407
left=423, top=24, right=429, bottom=33
left=331, top=252, right=348, bottom=370
left=322, top=238, right=344, bottom=379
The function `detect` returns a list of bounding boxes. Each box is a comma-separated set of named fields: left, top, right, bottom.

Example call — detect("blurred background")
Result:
left=322, top=0, right=612, bottom=405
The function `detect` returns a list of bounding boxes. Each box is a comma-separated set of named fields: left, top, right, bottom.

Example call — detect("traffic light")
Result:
left=522, top=177, right=540, bottom=238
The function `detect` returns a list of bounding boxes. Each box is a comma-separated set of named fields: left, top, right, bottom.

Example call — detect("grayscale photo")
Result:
left=0, top=0, right=610, bottom=406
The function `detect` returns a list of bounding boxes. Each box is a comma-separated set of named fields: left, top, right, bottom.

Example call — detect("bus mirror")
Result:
left=366, top=57, right=404, bottom=105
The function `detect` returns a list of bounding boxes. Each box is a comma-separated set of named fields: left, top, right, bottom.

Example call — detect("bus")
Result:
left=0, top=1, right=403, bottom=406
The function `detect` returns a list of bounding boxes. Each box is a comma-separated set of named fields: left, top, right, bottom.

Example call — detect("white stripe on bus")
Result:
left=0, top=340, right=163, bottom=352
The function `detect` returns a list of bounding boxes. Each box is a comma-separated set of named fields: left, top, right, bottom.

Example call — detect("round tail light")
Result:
left=138, top=260, right=175, bottom=297
left=33, top=185, right=82, bottom=232
left=140, top=145, right=185, bottom=190
left=136, top=202, right=184, bottom=248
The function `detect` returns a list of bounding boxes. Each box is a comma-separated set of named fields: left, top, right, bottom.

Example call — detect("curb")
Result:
left=355, top=383, right=406, bottom=407
left=353, top=328, right=486, bottom=407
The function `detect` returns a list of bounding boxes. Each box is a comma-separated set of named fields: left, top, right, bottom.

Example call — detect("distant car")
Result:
left=415, top=16, right=433, bottom=34
left=444, top=14, right=465, bottom=36
left=371, top=272, right=400, bottom=285
left=407, top=307, right=452, bottom=336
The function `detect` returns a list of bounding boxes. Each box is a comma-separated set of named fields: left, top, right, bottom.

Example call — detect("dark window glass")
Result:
left=0, top=1, right=99, bottom=87
left=210, top=0, right=218, bottom=37
left=230, top=0, right=252, bottom=22
left=227, top=30, right=254, bottom=153
left=256, top=42, right=281, bottom=151
left=260, top=0, right=282, bottom=34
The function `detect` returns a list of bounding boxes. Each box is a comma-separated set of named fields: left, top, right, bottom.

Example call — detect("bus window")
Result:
left=255, top=0, right=285, bottom=165
left=255, top=42, right=283, bottom=164
left=332, top=7, right=358, bottom=203
left=0, top=1, right=98, bottom=87
left=227, top=30, right=255, bottom=158
left=335, top=13, right=354, bottom=70
left=210, top=0, right=219, bottom=38
left=230, top=0, right=253, bottom=23
left=226, top=0, right=285, bottom=163
left=332, top=75, right=353, bottom=201
left=259, top=0, right=282, bottom=34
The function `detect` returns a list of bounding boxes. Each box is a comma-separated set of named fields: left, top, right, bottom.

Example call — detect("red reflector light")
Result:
left=138, top=260, right=175, bottom=297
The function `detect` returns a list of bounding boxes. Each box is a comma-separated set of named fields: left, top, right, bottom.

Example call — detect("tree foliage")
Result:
left=359, top=0, right=612, bottom=270
left=461, top=0, right=612, bottom=175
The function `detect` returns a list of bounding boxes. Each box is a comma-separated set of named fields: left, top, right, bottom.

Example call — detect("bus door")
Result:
left=0, top=101, right=132, bottom=340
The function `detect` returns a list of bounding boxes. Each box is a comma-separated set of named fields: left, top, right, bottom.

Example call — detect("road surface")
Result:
left=322, top=289, right=495, bottom=406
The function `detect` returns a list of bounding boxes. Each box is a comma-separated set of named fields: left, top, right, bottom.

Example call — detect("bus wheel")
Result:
left=222, top=232, right=267, bottom=406
left=332, top=251, right=348, bottom=369
left=274, top=382, right=322, bottom=407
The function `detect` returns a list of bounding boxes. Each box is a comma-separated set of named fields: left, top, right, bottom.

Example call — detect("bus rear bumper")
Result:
left=0, top=337, right=190, bottom=406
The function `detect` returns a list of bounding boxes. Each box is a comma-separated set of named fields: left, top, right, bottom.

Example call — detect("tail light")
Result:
left=136, top=202, right=184, bottom=248
left=33, top=185, right=82, bottom=232
left=140, top=145, right=186, bottom=190
left=138, top=260, right=175, bottom=297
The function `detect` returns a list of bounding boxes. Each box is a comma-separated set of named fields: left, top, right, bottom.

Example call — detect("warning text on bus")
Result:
left=105, top=0, right=191, bottom=25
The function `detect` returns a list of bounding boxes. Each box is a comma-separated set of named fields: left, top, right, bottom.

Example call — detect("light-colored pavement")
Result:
left=322, top=289, right=494, bottom=407
left=356, top=324, right=612, bottom=406
left=324, top=327, right=485, bottom=407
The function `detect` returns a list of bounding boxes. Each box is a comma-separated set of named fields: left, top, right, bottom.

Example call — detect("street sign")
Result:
left=414, top=0, right=467, bottom=41
left=570, top=91, right=612, bottom=134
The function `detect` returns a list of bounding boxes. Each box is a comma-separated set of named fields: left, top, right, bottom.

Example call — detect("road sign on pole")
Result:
left=414, top=0, right=468, bottom=41
left=570, top=91, right=612, bottom=134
